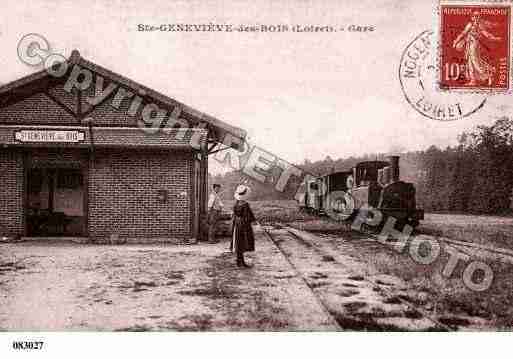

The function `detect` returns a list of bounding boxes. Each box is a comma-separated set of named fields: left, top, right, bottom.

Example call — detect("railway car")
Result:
left=295, top=156, right=424, bottom=228
left=295, top=171, right=354, bottom=217
left=295, top=177, right=322, bottom=213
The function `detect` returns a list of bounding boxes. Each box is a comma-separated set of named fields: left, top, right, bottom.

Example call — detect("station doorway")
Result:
left=25, top=167, right=87, bottom=237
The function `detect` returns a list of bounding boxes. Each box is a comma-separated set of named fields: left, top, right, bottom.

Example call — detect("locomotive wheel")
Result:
left=408, top=219, right=420, bottom=228
left=374, top=215, right=408, bottom=239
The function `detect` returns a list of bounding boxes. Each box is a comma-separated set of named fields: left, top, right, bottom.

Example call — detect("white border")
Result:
left=1, top=332, right=513, bottom=359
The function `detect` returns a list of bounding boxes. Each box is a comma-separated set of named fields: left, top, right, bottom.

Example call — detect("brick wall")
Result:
left=0, top=83, right=177, bottom=128
left=0, top=76, right=204, bottom=241
left=27, top=149, right=88, bottom=168
left=88, top=149, right=194, bottom=240
left=0, top=149, right=23, bottom=237
left=0, top=92, right=75, bottom=125
left=0, top=148, right=195, bottom=241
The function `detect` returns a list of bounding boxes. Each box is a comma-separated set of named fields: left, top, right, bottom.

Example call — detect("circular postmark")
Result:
left=399, top=30, right=487, bottom=121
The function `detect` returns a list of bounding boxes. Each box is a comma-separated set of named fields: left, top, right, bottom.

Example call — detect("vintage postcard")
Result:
left=0, top=0, right=512, bottom=357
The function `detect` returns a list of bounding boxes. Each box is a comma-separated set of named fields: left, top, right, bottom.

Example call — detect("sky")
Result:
left=0, top=0, right=511, bottom=173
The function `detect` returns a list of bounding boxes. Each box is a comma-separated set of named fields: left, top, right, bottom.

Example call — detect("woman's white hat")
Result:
left=234, top=184, right=251, bottom=201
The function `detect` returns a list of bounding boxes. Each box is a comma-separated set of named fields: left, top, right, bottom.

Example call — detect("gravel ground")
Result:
left=0, top=227, right=336, bottom=331
left=1, top=223, right=501, bottom=331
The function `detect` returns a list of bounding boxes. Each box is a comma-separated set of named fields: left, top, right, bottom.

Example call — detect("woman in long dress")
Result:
left=230, top=185, right=256, bottom=268
left=453, top=11, right=502, bottom=86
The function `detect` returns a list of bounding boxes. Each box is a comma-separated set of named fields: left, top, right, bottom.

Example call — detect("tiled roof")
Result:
left=0, top=50, right=246, bottom=145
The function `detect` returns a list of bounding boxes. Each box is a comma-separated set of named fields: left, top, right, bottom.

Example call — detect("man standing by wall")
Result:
left=207, top=184, right=224, bottom=243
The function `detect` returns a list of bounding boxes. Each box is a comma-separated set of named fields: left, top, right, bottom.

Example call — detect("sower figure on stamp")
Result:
left=230, top=185, right=256, bottom=268
left=453, top=11, right=502, bottom=86
left=207, top=183, right=224, bottom=243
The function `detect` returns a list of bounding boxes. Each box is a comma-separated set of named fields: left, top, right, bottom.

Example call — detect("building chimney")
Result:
left=387, top=156, right=400, bottom=182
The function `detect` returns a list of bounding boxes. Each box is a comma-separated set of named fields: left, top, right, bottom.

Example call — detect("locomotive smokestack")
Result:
left=387, top=155, right=400, bottom=182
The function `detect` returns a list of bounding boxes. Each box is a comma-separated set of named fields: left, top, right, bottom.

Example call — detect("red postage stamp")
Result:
left=440, top=4, right=511, bottom=91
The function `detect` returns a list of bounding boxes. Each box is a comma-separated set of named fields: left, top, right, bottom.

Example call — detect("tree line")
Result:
left=210, top=117, right=513, bottom=215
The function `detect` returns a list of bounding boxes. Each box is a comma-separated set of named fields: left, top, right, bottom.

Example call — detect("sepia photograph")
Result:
left=0, top=0, right=512, bottom=357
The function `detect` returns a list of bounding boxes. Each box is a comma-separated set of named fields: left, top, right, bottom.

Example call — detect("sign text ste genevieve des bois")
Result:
left=14, top=130, right=85, bottom=143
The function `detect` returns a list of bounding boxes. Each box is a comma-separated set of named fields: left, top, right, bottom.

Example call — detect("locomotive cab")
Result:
left=352, top=156, right=423, bottom=228
left=351, top=161, right=389, bottom=209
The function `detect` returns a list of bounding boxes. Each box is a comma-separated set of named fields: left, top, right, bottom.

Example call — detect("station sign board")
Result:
left=14, top=130, right=86, bottom=143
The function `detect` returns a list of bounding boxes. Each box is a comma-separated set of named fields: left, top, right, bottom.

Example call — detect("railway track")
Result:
left=359, top=226, right=513, bottom=264
left=257, top=221, right=454, bottom=331
left=313, top=215, right=513, bottom=263
left=435, top=236, right=513, bottom=262
left=256, top=222, right=343, bottom=331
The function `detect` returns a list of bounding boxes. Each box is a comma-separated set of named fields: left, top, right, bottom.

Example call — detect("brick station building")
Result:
left=0, top=50, right=245, bottom=242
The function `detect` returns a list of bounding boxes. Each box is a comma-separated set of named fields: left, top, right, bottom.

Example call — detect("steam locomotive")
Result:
left=295, top=156, right=424, bottom=228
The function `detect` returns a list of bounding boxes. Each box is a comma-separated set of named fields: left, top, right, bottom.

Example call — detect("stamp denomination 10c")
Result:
left=439, top=2, right=511, bottom=91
